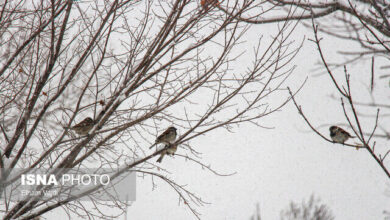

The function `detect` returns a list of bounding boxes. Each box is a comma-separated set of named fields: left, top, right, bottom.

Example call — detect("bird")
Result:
left=65, top=117, right=94, bottom=135
left=329, top=126, right=355, bottom=144
left=149, top=126, right=177, bottom=149
left=157, top=143, right=178, bottom=163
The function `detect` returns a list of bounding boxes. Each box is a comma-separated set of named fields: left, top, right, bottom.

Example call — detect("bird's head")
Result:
left=329, top=126, right=337, bottom=132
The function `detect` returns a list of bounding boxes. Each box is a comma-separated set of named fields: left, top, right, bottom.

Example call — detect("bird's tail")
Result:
left=149, top=143, right=157, bottom=149
left=157, top=152, right=165, bottom=163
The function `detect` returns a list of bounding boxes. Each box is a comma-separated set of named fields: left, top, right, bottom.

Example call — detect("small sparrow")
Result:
left=329, top=126, right=354, bottom=144
left=157, top=143, right=178, bottom=163
left=65, top=117, right=94, bottom=135
left=149, top=126, right=177, bottom=149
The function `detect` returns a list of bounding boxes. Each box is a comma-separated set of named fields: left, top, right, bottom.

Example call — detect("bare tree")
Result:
left=280, top=195, right=335, bottom=220
left=250, top=203, right=262, bottom=220
left=250, top=195, right=334, bottom=220
left=288, top=20, right=390, bottom=178
left=0, top=0, right=300, bottom=219
left=217, top=0, right=390, bottom=178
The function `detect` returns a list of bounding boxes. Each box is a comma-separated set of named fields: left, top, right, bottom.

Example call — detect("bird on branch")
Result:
left=149, top=126, right=178, bottom=163
left=329, top=126, right=355, bottom=144
left=64, top=117, right=95, bottom=135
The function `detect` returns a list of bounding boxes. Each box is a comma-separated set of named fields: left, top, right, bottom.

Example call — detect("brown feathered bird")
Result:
left=149, top=126, right=177, bottom=149
left=149, top=127, right=178, bottom=163
left=329, top=126, right=354, bottom=144
left=65, top=117, right=94, bottom=135
left=157, top=143, right=178, bottom=163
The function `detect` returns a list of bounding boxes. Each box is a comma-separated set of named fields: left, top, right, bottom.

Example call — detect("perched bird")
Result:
left=157, top=143, right=178, bottom=163
left=150, top=126, right=178, bottom=163
left=329, top=126, right=354, bottom=144
left=65, top=117, right=94, bottom=135
left=149, top=126, right=177, bottom=149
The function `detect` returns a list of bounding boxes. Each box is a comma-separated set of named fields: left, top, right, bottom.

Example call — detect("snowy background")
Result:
left=39, top=18, right=390, bottom=219
left=4, top=1, right=389, bottom=219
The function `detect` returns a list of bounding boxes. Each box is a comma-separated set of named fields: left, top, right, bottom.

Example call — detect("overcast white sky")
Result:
left=126, top=23, right=390, bottom=219
left=37, top=2, right=390, bottom=219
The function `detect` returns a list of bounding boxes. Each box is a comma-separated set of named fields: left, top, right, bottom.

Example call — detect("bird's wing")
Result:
left=156, top=129, right=170, bottom=141
left=339, top=127, right=353, bottom=137
left=73, top=118, right=92, bottom=128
